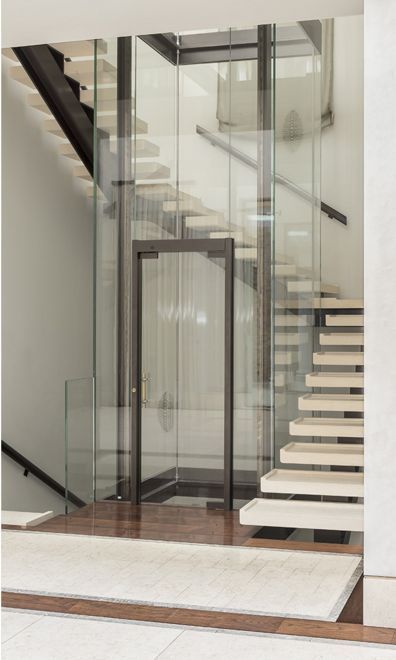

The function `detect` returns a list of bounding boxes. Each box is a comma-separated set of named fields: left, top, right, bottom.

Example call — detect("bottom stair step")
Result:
left=1, top=510, right=54, bottom=528
left=261, top=468, right=363, bottom=497
left=239, top=498, right=363, bottom=531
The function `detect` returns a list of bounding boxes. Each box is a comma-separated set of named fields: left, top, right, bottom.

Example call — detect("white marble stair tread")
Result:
left=239, top=498, right=363, bottom=532
left=287, top=281, right=339, bottom=295
left=275, top=333, right=307, bottom=346
left=185, top=215, right=227, bottom=230
left=209, top=230, right=256, bottom=246
left=326, top=314, right=364, bottom=326
left=280, top=441, right=364, bottom=466
left=313, top=351, right=364, bottom=366
left=51, top=40, right=107, bottom=57
left=320, top=332, right=364, bottom=346
left=64, top=58, right=116, bottom=85
left=306, top=372, right=364, bottom=388
left=299, top=393, right=364, bottom=412
left=260, top=468, right=363, bottom=497
left=275, top=351, right=298, bottom=366
left=319, top=298, right=364, bottom=309
left=2, top=531, right=363, bottom=621
left=290, top=416, right=364, bottom=438
left=74, top=161, right=169, bottom=182
left=275, top=314, right=308, bottom=327
left=164, top=199, right=214, bottom=215
left=80, top=86, right=118, bottom=106
left=2, top=510, right=53, bottom=528
left=9, top=65, right=35, bottom=88
left=235, top=247, right=257, bottom=260
left=2, top=48, right=19, bottom=61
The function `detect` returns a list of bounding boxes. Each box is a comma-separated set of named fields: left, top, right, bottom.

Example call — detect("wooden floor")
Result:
left=3, top=591, right=395, bottom=646
left=33, top=501, right=363, bottom=555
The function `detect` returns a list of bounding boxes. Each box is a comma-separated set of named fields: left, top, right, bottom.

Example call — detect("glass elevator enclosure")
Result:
left=87, top=23, right=321, bottom=510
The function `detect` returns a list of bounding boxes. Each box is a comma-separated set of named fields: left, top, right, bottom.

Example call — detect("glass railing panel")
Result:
left=65, top=377, right=94, bottom=512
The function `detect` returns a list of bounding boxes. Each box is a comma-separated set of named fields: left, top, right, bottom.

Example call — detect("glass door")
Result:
left=131, top=238, right=234, bottom=509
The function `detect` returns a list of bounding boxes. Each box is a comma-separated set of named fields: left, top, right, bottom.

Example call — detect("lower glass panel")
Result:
left=65, top=377, right=94, bottom=512
left=141, top=250, right=225, bottom=506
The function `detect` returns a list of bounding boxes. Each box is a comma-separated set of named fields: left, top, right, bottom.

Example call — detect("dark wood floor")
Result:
left=3, top=591, right=395, bottom=645
left=32, top=501, right=363, bottom=555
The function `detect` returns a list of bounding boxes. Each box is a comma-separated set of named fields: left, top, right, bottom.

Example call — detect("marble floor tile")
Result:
left=2, top=611, right=396, bottom=660
left=160, top=629, right=396, bottom=660
left=1, top=611, right=42, bottom=643
left=2, top=613, right=181, bottom=660
left=2, top=530, right=362, bottom=621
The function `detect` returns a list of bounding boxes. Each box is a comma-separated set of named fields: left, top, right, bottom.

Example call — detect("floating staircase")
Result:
left=240, top=304, right=364, bottom=535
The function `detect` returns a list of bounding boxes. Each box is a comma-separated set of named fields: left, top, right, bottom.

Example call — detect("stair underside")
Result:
left=299, top=393, right=364, bottom=413
left=290, top=416, right=364, bottom=438
left=240, top=498, right=364, bottom=532
left=261, top=468, right=363, bottom=497
left=313, top=352, right=364, bottom=366
left=320, top=333, right=364, bottom=346
left=306, top=372, right=364, bottom=388
left=280, top=441, right=364, bottom=466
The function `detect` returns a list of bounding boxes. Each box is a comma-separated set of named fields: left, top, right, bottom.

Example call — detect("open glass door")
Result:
left=131, top=238, right=234, bottom=509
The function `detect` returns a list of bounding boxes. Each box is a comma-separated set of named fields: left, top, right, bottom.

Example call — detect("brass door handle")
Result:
left=141, top=371, right=150, bottom=407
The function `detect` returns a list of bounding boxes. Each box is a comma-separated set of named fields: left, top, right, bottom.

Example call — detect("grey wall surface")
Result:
left=1, top=59, right=93, bottom=514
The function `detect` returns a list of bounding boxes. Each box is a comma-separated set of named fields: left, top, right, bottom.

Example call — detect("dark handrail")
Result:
left=196, top=124, right=347, bottom=226
left=2, top=440, right=85, bottom=509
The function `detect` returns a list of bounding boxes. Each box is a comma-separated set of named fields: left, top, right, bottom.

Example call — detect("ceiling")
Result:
left=2, top=0, right=363, bottom=48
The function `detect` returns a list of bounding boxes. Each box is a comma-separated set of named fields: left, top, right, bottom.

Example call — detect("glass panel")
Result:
left=65, top=377, right=94, bottom=512
left=94, top=36, right=179, bottom=502
left=140, top=252, right=178, bottom=500
left=141, top=250, right=225, bottom=507
left=272, top=24, right=322, bottom=478
left=179, top=55, right=231, bottom=238
left=229, top=26, right=261, bottom=507
left=134, top=37, right=178, bottom=239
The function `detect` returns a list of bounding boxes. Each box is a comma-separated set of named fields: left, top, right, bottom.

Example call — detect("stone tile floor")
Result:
left=3, top=611, right=396, bottom=660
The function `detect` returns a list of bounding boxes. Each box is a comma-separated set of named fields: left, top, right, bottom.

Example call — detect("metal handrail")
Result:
left=196, top=124, right=347, bottom=226
left=2, top=440, right=85, bottom=509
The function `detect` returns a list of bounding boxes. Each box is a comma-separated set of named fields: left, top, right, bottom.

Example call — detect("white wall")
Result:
left=2, top=0, right=363, bottom=49
left=1, top=58, right=93, bottom=515
left=363, top=0, right=396, bottom=628
left=321, top=15, right=363, bottom=298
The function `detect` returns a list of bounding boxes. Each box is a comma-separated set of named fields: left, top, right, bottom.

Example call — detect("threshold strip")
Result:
left=2, top=592, right=395, bottom=646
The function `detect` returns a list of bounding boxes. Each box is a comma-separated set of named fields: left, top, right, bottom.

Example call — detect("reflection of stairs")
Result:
left=240, top=304, right=364, bottom=535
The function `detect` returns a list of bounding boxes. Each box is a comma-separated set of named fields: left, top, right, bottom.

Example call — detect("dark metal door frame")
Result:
left=130, top=238, right=234, bottom=509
